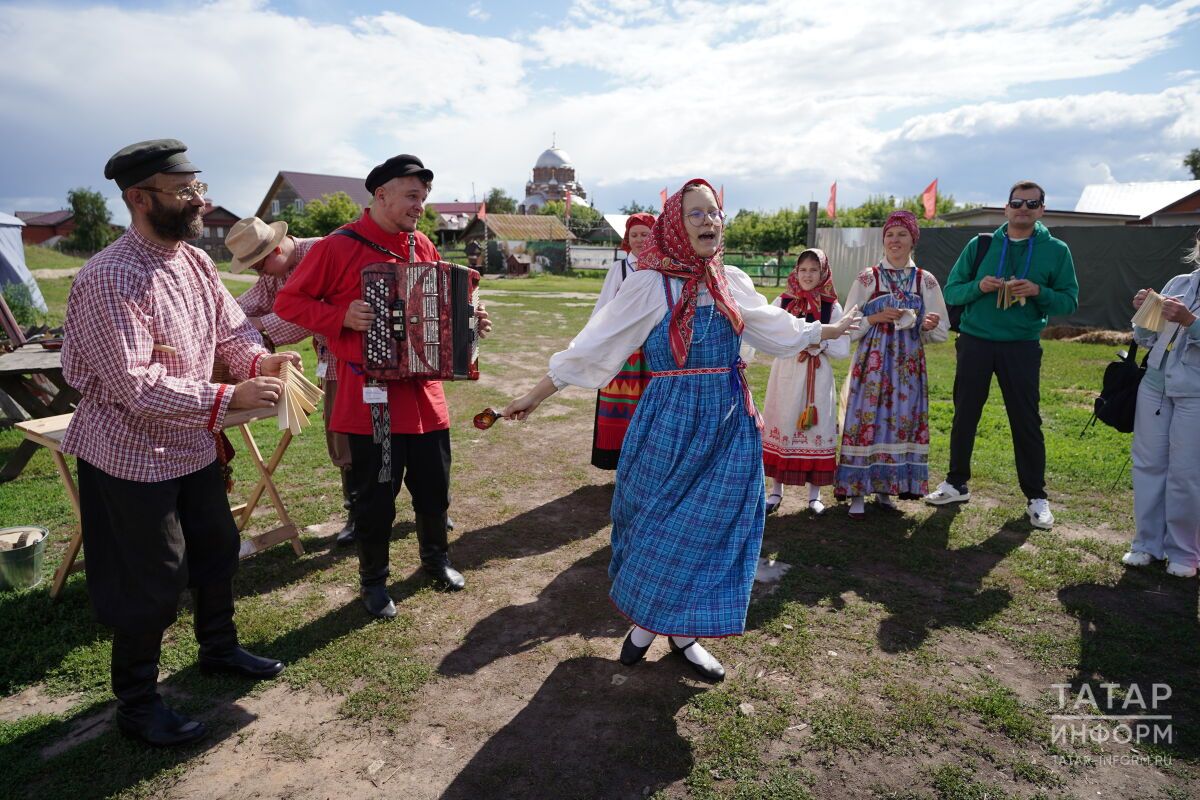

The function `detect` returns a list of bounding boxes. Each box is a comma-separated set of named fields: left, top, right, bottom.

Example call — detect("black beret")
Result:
left=104, top=139, right=200, bottom=190
left=365, top=154, right=433, bottom=194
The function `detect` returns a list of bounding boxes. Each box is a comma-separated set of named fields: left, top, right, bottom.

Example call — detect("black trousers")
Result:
left=347, top=430, right=452, bottom=544
left=77, top=459, right=240, bottom=633
left=946, top=333, right=1047, bottom=500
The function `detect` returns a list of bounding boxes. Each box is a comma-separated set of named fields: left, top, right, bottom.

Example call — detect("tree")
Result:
left=417, top=206, right=439, bottom=239
left=60, top=187, right=117, bottom=254
left=725, top=207, right=808, bottom=252
left=537, top=199, right=608, bottom=239
left=619, top=200, right=655, bottom=214
left=484, top=187, right=518, bottom=214
left=276, top=191, right=361, bottom=237
left=1185, top=148, right=1200, bottom=180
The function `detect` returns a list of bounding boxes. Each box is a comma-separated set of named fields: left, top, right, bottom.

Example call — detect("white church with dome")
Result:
left=521, top=143, right=589, bottom=214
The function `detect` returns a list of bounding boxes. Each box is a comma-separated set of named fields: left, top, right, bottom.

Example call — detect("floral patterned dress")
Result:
left=835, top=265, right=932, bottom=499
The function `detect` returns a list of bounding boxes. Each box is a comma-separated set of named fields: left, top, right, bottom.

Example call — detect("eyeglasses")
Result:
left=138, top=182, right=209, bottom=202
left=1007, top=198, right=1043, bottom=209
left=685, top=209, right=725, bottom=227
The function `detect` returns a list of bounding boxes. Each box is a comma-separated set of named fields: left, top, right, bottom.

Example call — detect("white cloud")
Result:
left=1, top=0, right=1198, bottom=220
left=467, top=3, right=491, bottom=22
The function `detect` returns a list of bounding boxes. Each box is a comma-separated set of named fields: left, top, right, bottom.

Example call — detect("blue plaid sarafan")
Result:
left=609, top=275, right=765, bottom=638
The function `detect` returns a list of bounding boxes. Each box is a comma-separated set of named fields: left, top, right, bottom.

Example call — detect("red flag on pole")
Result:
left=827, top=182, right=837, bottom=220
left=719, top=185, right=725, bottom=208
left=922, top=179, right=938, bottom=220
left=660, top=187, right=668, bottom=209
left=478, top=201, right=487, bottom=221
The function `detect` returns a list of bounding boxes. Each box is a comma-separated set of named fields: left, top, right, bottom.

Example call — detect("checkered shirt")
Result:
left=61, top=225, right=269, bottom=482
left=234, top=237, right=335, bottom=374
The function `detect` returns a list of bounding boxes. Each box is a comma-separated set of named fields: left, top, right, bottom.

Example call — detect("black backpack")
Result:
left=948, top=233, right=993, bottom=332
left=1083, top=341, right=1146, bottom=435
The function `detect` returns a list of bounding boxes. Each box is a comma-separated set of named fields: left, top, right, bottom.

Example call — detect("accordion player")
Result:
left=360, top=260, right=481, bottom=381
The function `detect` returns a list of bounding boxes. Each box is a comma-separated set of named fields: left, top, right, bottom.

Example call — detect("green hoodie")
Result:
left=943, top=221, right=1079, bottom=342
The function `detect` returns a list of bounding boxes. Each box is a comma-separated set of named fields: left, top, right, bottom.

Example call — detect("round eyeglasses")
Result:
left=138, top=182, right=209, bottom=202
left=685, top=209, right=725, bottom=227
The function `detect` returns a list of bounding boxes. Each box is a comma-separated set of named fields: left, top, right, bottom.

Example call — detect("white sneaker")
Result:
left=808, top=499, right=826, bottom=516
left=1027, top=498, right=1054, bottom=529
left=924, top=481, right=969, bottom=506
left=1121, top=551, right=1155, bottom=567
left=1166, top=562, right=1198, bottom=578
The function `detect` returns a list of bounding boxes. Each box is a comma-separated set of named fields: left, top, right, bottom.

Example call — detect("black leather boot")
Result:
left=358, top=531, right=396, bottom=618
left=193, top=583, right=284, bottom=679
left=335, top=468, right=356, bottom=547
left=415, top=512, right=465, bottom=591
left=112, top=629, right=208, bottom=747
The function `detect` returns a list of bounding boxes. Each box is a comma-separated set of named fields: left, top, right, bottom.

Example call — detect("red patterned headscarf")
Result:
left=620, top=212, right=656, bottom=253
left=781, top=248, right=838, bottom=319
left=882, top=210, right=920, bottom=244
left=637, top=178, right=744, bottom=366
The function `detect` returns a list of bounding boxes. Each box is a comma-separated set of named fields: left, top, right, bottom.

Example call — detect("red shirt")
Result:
left=273, top=210, right=449, bottom=435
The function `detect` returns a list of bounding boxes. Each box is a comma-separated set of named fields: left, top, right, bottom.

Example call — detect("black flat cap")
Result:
left=365, top=154, right=433, bottom=194
left=104, top=139, right=200, bottom=190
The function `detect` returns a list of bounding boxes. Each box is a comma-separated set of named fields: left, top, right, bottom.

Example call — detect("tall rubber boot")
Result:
left=357, top=529, right=396, bottom=618
left=193, top=583, right=283, bottom=679
left=112, top=629, right=207, bottom=747
left=415, top=512, right=465, bottom=591
left=335, top=468, right=357, bottom=547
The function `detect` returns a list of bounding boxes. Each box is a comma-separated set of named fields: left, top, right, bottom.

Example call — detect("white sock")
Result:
left=770, top=480, right=783, bottom=497
left=671, top=637, right=722, bottom=670
left=876, top=492, right=894, bottom=506
left=630, top=626, right=656, bottom=648
left=850, top=496, right=865, bottom=514
left=808, top=484, right=821, bottom=502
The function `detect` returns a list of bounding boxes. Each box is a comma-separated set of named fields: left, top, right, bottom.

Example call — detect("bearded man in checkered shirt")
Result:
left=60, top=139, right=296, bottom=748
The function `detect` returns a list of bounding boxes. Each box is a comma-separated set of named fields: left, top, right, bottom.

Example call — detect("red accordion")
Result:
left=360, top=261, right=481, bottom=381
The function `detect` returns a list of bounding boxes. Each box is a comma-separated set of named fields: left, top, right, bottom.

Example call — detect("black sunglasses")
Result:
left=1008, top=199, right=1044, bottom=209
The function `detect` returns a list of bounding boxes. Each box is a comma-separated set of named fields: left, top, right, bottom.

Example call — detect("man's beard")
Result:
left=147, top=195, right=204, bottom=241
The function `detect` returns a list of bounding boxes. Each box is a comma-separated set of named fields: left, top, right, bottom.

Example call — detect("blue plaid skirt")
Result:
left=610, top=279, right=764, bottom=637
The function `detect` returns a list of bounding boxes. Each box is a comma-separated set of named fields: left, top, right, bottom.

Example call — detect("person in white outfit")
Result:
left=1123, top=229, right=1200, bottom=579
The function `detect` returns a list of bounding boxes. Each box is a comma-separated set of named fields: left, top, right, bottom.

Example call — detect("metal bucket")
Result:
left=0, top=526, right=48, bottom=591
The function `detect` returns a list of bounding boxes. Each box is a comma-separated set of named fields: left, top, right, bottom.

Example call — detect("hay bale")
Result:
left=1041, top=325, right=1132, bottom=345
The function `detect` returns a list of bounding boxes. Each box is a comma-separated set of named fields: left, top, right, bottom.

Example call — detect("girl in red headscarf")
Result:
left=589, top=212, right=656, bottom=469
left=503, top=180, right=860, bottom=681
left=761, top=248, right=850, bottom=516
left=835, top=210, right=949, bottom=518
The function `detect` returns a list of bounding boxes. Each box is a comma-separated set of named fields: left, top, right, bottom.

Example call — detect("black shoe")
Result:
left=422, top=562, right=465, bottom=591
left=619, top=629, right=652, bottom=666
left=115, top=698, right=208, bottom=747
left=446, top=516, right=455, bottom=531
left=668, top=638, right=725, bottom=682
left=334, top=517, right=356, bottom=547
left=415, top=512, right=465, bottom=591
left=199, top=646, right=284, bottom=679
left=765, top=492, right=782, bottom=516
left=361, top=583, right=397, bottom=619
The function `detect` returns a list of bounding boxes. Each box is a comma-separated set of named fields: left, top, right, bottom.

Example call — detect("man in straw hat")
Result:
left=60, top=138, right=296, bottom=747
left=275, top=154, right=491, bottom=619
left=226, top=217, right=359, bottom=546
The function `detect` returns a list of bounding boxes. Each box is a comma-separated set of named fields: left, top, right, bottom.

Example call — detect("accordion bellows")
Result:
left=361, top=261, right=481, bottom=381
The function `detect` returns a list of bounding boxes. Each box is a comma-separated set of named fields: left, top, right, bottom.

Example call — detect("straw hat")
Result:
left=226, top=217, right=288, bottom=273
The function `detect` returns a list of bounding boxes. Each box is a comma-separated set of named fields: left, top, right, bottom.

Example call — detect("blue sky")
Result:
left=1, top=0, right=1198, bottom=223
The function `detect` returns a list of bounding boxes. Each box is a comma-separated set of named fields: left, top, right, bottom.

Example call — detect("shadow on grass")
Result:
left=439, top=547, right=619, bottom=677
left=440, top=656, right=702, bottom=800
left=1058, top=567, right=1200, bottom=760
left=756, top=503, right=1031, bottom=652
left=0, top=568, right=433, bottom=798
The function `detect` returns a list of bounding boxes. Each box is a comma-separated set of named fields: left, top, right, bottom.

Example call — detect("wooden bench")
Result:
left=16, top=407, right=306, bottom=601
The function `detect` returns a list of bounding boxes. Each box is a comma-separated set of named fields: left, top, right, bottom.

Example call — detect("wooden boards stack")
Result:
left=1131, top=290, right=1166, bottom=332
left=277, top=361, right=324, bottom=435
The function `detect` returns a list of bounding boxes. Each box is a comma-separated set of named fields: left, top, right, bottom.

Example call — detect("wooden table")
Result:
left=0, top=345, right=80, bottom=483
left=16, top=406, right=305, bottom=601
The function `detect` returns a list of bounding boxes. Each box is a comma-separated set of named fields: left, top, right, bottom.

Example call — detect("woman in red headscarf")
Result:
left=502, top=180, right=860, bottom=681
left=589, top=212, right=656, bottom=469
left=761, top=248, right=850, bottom=516
left=834, top=210, right=949, bottom=518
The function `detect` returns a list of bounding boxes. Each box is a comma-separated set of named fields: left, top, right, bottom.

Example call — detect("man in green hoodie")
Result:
left=924, top=180, right=1079, bottom=529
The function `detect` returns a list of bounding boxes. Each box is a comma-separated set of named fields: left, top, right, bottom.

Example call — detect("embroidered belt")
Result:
left=649, top=358, right=763, bottom=430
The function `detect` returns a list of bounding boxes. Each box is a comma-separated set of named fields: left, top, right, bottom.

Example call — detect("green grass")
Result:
left=1, top=270, right=1196, bottom=798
